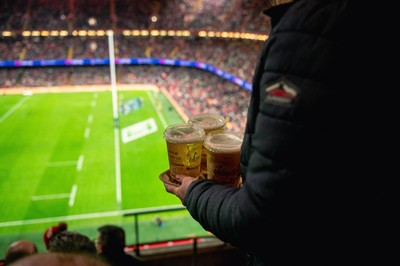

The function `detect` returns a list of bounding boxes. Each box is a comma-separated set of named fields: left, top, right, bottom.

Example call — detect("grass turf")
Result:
left=0, top=87, right=209, bottom=254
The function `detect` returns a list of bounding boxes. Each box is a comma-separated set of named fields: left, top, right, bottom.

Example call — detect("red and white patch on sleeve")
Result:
left=264, top=78, right=298, bottom=107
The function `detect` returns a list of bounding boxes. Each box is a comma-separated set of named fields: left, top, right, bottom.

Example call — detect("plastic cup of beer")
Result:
left=188, top=113, right=226, bottom=176
left=204, top=131, right=243, bottom=187
left=163, top=123, right=205, bottom=182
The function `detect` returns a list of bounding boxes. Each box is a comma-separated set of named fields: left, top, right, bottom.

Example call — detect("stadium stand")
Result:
left=0, top=0, right=270, bottom=264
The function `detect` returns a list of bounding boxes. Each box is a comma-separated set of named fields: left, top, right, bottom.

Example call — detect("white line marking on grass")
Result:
left=0, top=96, right=29, bottom=125
left=108, top=31, right=122, bottom=210
left=91, top=100, right=96, bottom=107
left=84, top=127, right=90, bottom=138
left=31, top=193, right=70, bottom=201
left=88, top=114, right=93, bottom=123
left=77, top=155, right=84, bottom=171
left=69, top=184, right=77, bottom=207
left=0, top=205, right=185, bottom=227
left=47, top=161, right=77, bottom=167
left=146, top=91, right=167, bottom=128
left=114, top=127, right=122, bottom=209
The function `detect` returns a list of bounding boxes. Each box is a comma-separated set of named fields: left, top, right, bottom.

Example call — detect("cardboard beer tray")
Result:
left=159, top=170, right=207, bottom=186
left=159, top=170, right=180, bottom=187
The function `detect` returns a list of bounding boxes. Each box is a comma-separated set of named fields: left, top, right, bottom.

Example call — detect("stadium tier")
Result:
left=0, top=1, right=269, bottom=264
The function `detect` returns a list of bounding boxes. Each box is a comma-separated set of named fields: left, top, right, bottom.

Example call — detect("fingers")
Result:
left=164, top=182, right=177, bottom=193
left=176, top=174, right=195, bottom=184
left=164, top=174, right=185, bottom=194
left=174, top=174, right=185, bottom=183
left=164, top=174, right=197, bottom=204
left=164, top=182, right=185, bottom=204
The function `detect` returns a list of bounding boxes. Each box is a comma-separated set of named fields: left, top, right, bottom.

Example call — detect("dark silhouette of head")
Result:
left=48, top=231, right=96, bottom=255
left=5, top=240, right=38, bottom=265
left=96, top=225, right=126, bottom=255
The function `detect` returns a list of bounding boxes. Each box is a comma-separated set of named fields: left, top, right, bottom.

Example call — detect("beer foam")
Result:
left=188, top=113, right=226, bottom=131
left=204, top=132, right=243, bottom=153
left=164, top=123, right=205, bottom=143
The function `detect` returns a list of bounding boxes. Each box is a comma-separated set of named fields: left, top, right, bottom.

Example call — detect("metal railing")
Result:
left=123, top=205, right=187, bottom=256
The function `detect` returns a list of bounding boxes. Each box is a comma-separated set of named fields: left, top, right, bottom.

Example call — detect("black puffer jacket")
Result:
left=185, top=1, right=397, bottom=265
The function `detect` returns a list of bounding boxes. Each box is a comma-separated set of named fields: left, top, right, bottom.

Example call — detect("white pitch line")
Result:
left=69, top=184, right=77, bottom=207
left=114, top=127, right=122, bottom=209
left=88, top=114, right=93, bottom=123
left=84, top=127, right=90, bottom=138
left=31, top=193, right=70, bottom=201
left=91, top=100, right=96, bottom=107
left=146, top=90, right=167, bottom=128
left=0, top=96, right=29, bottom=125
left=0, top=205, right=185, bottom=227
left=77, top=155, right=84, bottom=171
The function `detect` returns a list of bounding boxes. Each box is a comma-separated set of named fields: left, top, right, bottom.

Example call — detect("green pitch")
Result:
left=0, top=89, right=209, bottom=255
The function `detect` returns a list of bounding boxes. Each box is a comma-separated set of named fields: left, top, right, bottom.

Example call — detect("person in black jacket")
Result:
left=165, top=0, right=398, bottom=265
left=95, top=225, right=142, bottom=266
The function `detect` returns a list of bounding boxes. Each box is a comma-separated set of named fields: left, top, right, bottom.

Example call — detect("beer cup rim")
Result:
left=204, top=131, right=243, bottom=153
left=163, top=123, right=205, bottom=143
left=188, top=113, right=226, bottom=131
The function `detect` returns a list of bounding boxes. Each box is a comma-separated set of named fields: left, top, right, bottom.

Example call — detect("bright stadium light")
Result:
left=2, top=31, right=12, bottom=37
left=88, top=17, right=97, bottom=26
left=96, top=30, right=106, bottom=36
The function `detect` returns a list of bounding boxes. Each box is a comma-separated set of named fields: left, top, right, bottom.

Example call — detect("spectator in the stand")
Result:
left=95, top=225, right=142, bottom=266
left=43, top=222, right=68, bottom=250
left=4, top=240, right=38, bottom=265
left=48, top=231, right=97, bottom=255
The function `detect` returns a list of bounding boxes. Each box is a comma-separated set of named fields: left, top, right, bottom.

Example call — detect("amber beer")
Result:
left=188, top=113, right=226, bottom=176
left=163, top=123, right=205, bottom=182
left=204, top=131, right=243, bottom=187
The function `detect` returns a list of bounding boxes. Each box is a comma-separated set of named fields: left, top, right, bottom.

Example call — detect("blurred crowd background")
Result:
left=0, top=0, right=271, bottom=131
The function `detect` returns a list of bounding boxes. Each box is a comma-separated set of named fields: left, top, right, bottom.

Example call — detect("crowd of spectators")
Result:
left=0, top=0, right=270, bottom=33
left=2, top=223, right=142, bottom=265
left=0, top=36, right=262, bottom=82
left=0, top=0, right=267, bottom=132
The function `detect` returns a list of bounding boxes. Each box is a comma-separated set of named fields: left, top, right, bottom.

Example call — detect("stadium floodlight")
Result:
left=151, top=30, right=160, bottom=36
left=1, top=31, right=12, bottom=37
left=96, top=30, right=106, bottom=36
left=122, top=30, right=131, bottom=36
